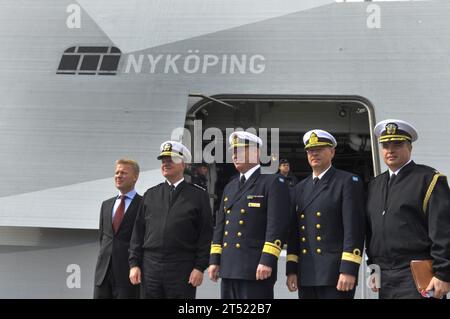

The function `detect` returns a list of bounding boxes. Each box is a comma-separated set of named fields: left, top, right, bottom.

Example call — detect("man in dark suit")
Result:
left=366, top=119, right=450, bottom=299
left=208, top=131, right=291, bottom=299
left=286, top=129, right=365, bottom=299
left=94, top=159, right=142, bottom=299
left=129, top=141, right=213, bottom=299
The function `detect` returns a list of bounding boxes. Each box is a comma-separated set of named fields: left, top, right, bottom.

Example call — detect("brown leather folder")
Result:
left=410, top=259, right=434, bottom=292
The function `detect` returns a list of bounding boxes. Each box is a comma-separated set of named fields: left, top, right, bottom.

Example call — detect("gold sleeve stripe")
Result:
left=342, top=252, right=362, bottom=264
left=264, top=242, right=282, bottom=251
left=423, top=173, right=445, bottom=213
left=263, top=243, right=281, bottom=258
left=210, top=244, right=222, bottom=255
left=287, top=254, right=299, bottom=263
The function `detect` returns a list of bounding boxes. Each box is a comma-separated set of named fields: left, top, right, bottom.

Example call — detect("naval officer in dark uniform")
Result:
left=208, top=131, right=291, bottom=299
left=128, top=141, right=213, bottom=298
left=366, top=119, right=450, bottom=299
left=278, top=159, right=299, bottom=187
left=286, top=129, right=365, bottom=299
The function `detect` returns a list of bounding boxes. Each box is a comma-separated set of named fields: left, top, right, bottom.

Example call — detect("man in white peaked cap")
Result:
left=286, top=129, right=365, bottom=299
left=366, top=119, right=450, bottom=299
left=129, top=140, right=213, bottom=299
left=208, top=131, right=290, bottom=299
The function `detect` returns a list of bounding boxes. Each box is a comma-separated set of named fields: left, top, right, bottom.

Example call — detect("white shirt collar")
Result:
left=167, top=178, right=184, bottom=188
left=312, top=165, right=332, bottom=180
left=118, top=189, right=136, bottom=200
left=389, top=159, right=412, bottom=177
left=240, top=164, right=261, bottom=181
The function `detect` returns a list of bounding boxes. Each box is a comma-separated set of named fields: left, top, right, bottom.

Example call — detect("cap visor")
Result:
left=157, top=152, right=184, bottom=160
left=379, top=135, right=411, bottom=143
left=304, top=142, right=334, bottom=150
left=229, top=142, right=261, bottom=150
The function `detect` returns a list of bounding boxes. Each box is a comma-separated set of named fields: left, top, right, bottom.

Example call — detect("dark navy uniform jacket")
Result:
left=286, top=167, right=365, bottom=286
left=209, top=168, right=291, bottom=282
left=277, top=172, right=299, bottom=187
left=129, top=181, right=213, bottom=271
left=366, top=161, right=450, bottom=282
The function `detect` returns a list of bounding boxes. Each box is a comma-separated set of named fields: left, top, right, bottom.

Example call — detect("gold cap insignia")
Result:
left=232, top=134, right=239, bottom=145
left=163, top=143, right=172, bottom=152
left=309, top=132, right=319, bottom=145
left=385, top=123, right=398, bottom=135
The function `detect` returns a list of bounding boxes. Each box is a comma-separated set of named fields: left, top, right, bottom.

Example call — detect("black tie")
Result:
left=239, top=175, right=246, bottom=189
left=313, top=177, right=319, bottom=186
left=169, top=184, right=175, bottom=204
left=388, top=174, right=397, bottom=189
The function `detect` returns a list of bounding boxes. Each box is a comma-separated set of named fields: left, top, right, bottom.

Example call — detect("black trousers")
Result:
left=142, top=255, right=196, bottom=299
left=221, top=278, right=274, bottom=299
left=380, top=266, right=423, bottom=299
left=298, top=286, right=355, bottom=299
left=94, top=262, right=140, bottom=299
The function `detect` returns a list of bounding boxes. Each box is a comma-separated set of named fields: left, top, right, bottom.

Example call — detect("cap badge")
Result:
left=232, top=134, right=239, bottom=145
left=163, top=143, right=172, bottom=152
left=309, top=132, right=319, bottom=145
left=385, top=123, right=398, bottom=135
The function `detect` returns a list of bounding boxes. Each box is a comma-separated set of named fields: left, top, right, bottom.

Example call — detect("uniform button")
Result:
left=316, top=248, right=322, bottom=254
left=300, top=214, right=305, bottom=219
left=316, top=224, right=321, bottom=229
left=239, top=220, right=244, bottom=225
left=224, top=231, right=228, bottom=236
left=227, top=210, right=231, bottom=214
left=235, top=243, right=241, bottom=249
left=301, top=237, right=306, bottom=242
left=226, top=220, right=230, bottom=225
left=223, top=242, right=228, bottom=247
left=224, top=197, right=228, bottom=202
left=301, top=225, right=305, bottom=230
left=240, top=209, right=246, bottom=214
left=302, top=249, right=307, bottom=254
left=237, top=232, right=242, bottom=237
left=316, top=212, right=321, bottom=217
left=316, top=236, right=322, bottom=241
